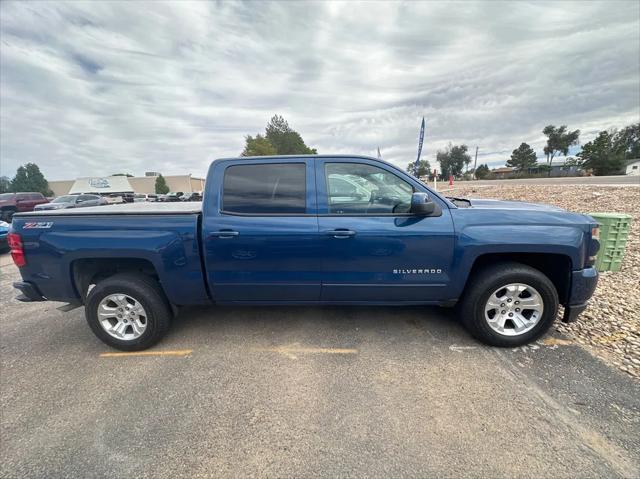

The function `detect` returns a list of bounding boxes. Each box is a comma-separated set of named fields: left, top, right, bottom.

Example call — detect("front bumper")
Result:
left=13, top=281, right=46, bottom=302
left=561, top=267, right=598, bottom=323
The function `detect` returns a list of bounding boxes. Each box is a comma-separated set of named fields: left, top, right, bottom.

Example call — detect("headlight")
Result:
left=587, top=225, right=600, bottom=266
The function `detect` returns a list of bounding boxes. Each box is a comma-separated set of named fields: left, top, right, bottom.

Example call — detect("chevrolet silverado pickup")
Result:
left=9, top=155, right=600, bottom=351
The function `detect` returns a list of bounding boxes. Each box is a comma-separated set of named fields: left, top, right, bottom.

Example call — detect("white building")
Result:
left=48, top=174, right=205, bottom=197
left=625, top=159, right=640, bottom=176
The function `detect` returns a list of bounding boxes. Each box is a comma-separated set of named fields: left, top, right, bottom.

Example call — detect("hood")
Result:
left=466, top=198, right=564, bottom=212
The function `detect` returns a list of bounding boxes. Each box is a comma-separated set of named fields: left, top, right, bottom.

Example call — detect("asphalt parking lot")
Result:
left=1, top=255, right=639, bottom=478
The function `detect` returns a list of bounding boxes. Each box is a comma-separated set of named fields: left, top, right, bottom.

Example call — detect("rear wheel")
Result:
left=85, top=273, right=171, bottom=351
left=458, top=262, right=558, bottom=347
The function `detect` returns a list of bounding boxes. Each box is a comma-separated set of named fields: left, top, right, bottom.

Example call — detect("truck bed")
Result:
left=11, top=203, right=209, bottom=306
left=16, top=202, right=202, bottom=216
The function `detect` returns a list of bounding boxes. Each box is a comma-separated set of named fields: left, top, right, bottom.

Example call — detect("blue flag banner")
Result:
left=415, top=117, right=425, bottom=167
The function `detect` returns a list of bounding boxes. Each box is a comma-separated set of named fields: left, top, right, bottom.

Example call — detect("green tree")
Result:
left=9, top=163, right=52, bottom=195
left=564, top=156, right=583, bottom=167
left=542, top=125, right=580, bottom=165
left=506, top=142, right=538, bottom=171
left=436, top=143, right=471, bottom=180
left=536, top=163, right=552, bottom=175
left=474, top=163, right=490, bottom=179
left=265, top=115, right=317, bottom=155
left=0, top=176, right=10, bottom=193
left=578, top=130, right=625, bottom=176
left=406, top=159, right=431, bottom=178
left=155, top=174, right=170, bottom=194
left=241, top=134, right=277, bottom=157
left=613, top=122, right=640, bottom=160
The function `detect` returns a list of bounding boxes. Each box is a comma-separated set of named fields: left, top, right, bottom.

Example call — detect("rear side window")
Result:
left=223, top=163, right=306, bottom=214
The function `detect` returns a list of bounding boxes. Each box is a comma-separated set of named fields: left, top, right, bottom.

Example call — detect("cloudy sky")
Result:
left=1, top=1, right=639, bottom=180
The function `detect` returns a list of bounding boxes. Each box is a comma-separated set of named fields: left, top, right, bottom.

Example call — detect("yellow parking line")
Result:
left=99, top=349, right=193, bottom=358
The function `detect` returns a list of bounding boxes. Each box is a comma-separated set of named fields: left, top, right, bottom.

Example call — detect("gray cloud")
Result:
left=1, top=0, right=638, bottom=180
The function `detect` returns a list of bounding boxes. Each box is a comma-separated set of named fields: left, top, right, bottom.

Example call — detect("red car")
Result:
left=0, top=192, right=49, bottom=222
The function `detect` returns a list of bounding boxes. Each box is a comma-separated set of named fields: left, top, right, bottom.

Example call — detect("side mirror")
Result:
left=410, top=192, right=439, bottom=216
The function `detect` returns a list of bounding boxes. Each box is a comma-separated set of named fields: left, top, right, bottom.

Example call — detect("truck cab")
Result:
left=202, top=156, right=452, bottom=303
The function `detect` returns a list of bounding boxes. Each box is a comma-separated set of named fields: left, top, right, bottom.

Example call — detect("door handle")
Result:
left=326, top=229, right=357, bottom=239
left=209, top=230, right=239, bottom=239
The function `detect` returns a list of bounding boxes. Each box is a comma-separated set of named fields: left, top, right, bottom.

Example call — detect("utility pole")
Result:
left=473, top=146, right=479, bottom=179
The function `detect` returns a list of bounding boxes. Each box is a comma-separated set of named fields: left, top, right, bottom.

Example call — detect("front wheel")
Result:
left=458, top=262, right=558, bottom=347
left=85, top=273, right=172, bottom=351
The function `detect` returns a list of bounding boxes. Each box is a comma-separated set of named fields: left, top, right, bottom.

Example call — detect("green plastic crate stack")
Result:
left=588, top=212, right=633, bottom=272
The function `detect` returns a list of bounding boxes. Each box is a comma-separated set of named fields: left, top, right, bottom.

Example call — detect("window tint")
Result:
left=325, top=163, right=413, bottom=215
left=223, top=163, right=306, bottom=214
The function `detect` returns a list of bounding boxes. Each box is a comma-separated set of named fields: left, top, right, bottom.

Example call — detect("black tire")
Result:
left=85, top=273, right=172, bottom=351
left=458, top=262, right=558, bottom=347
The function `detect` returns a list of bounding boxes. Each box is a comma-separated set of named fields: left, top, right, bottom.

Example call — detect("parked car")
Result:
left=0, top=192, right=49, bottom=221
left=0, top=221, right=9, bottom=252
left=133, top=194, right=158, bottom=203
left=181, top=192, right=202, bottom=202
left=9, top=155, right=599, bottom=351
left=162, top=192, right=184, bottom=202
left=34, top=194, right=107, bottom=210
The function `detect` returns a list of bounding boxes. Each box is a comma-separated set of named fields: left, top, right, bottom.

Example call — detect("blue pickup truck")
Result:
left=9, top=155, right=599, bottom=351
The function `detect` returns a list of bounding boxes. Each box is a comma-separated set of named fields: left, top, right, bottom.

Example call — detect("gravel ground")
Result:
left=447, top=184, right=640, bottom=380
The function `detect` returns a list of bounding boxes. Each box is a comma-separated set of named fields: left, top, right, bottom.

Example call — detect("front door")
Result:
left=202, top=159, right=321, bottom=302
left=316, top=158, right=455, bottom=302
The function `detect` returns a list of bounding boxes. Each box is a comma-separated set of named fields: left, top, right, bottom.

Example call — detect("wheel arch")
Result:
left=466, top=252, right=572, bottom=305
left=71, top=257, right=160, bottom=303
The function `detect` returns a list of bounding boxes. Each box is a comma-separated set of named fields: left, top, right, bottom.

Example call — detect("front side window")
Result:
left=325, top=163, right=413, bottom=214
left=223, top=163, right=306, bottom=214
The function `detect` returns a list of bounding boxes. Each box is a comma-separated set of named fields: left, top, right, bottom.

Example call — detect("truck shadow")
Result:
left=168, top=304, right=472, bottom=346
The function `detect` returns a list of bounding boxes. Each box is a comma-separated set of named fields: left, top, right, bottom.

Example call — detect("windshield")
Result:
left=52, top=195, right=77, bottom=203
left=0, top=193, right=15, bottom=200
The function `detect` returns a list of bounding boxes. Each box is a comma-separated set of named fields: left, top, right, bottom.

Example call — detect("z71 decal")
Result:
left=23, top=222, right=54, bottom=229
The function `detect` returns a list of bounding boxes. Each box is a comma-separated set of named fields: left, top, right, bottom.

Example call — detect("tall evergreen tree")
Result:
left=155, top=174, right=170, bottom=194
left=578, top=130, right=625, bottom=176
left=264, top=115, right=317, bottom=155
left=506, top=143, right=538, bottom=171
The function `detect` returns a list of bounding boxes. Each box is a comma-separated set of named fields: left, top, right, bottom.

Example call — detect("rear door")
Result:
left=202, top=158, right=321, bottom=301
left=316, top=158, right=455, bottom=302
